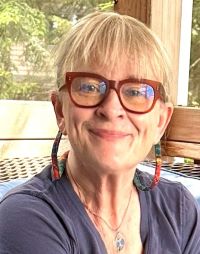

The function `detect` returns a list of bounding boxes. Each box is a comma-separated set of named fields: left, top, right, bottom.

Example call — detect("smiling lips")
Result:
left=89, top=128, right=130, bottom=141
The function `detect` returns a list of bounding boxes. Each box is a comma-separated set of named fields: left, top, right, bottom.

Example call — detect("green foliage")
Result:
left=47, top=15, right=71, bottom=45
left=0, top=81, right=41, bottom=100
left=0, top=0, right=48, bottom=54
left=189, top=0, right=200, bottom=107
left=0, top=0, right=48, bottom=100
left=98, top=1, right=113, bottom=11
left=184, top=158, right=194, bottom=164
left=31, top=0, right=113, bottom=20
left=0, top=0, right=113, bottom=100
left=0, top=68, right=42, bottom=100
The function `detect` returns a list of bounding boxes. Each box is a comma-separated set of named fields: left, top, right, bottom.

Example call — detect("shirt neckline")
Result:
left=56, top=158, right=150, bottom=252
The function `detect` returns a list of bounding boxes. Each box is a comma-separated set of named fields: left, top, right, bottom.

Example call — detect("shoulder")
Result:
left=0, top=193, right=76, bottom=253
left=141, top=172, right=200, bottom=252
left=0, top=164, right=52, bottom=198
left=0, top=165, right=77, bottom=254
left=0, top=164, right=73, bottom=223
left=144, top=172, right=200, bottom=218
left=152, top=174, right=199, bottom=210
left=137, top=168, right=200, bottom=210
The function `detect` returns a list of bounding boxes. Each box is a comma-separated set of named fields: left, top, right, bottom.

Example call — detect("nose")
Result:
left=95, top=89, right=126, bottom=120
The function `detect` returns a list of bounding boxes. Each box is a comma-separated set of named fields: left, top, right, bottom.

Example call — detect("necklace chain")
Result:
left=67, top=162, right=132, bottom=233
left=84, top=190, right=132, bottom=232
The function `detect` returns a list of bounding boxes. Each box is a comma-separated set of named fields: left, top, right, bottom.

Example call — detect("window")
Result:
left=0, top=0, right=113, bottom=101
left=188, top=0, right=200, bottom=107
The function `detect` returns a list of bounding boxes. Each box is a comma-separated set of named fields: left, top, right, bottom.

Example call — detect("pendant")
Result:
left=114, top=232, right=125, bottom=252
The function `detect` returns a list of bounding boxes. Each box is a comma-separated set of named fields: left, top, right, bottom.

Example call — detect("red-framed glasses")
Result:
left=59, top=72, right=166, bottom=114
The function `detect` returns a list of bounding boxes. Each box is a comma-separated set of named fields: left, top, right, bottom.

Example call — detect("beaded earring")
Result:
left=134, top=141, right=162, bottom=191
left=51, top=130, right=63, bottom=181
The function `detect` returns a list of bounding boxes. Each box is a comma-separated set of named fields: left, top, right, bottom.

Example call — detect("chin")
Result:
left=93, top=150, right=137, bottom=173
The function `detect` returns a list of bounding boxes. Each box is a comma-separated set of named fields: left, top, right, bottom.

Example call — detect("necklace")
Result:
left=67, top=162, right=133, bottom=252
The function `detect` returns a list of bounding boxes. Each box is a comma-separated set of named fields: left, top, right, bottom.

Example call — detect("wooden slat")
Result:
left=166, top=107, right=200, bottom=143
left=162, top=141, right=200, bottom=160
left=150, top=0, right=182, bottom=104
left=114, top=0, right=151, bottom=26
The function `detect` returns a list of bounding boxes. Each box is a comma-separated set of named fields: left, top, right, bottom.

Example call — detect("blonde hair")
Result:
left=54, top=11, right=172, bottom=101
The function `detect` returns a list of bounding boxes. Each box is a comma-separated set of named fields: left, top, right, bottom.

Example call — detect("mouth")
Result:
left=89, top=128, right=130, bottom=141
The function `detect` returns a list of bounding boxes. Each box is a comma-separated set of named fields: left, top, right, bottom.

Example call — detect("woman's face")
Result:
left=56, top=59, right=173, bottom=173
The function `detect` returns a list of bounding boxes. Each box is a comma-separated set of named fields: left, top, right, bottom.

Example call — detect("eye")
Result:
left=99, top=82, right=107, bottom=94
left=79, top=83, right=99, bottom=93
left=145, top=85, right=154, bottom=99
left=124, top=88, right=144, bottom=97
left=122, top=83, right=154, bottom=99
left=79, top=81, right=107, bottom=94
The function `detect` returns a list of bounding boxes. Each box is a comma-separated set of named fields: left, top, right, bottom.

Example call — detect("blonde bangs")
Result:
left=54, top=12, right=172, bottom=101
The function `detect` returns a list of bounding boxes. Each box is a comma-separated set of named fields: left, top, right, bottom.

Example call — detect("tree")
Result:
left=0, top=0, right=49, bottom=99
left=189, top=0, right=200, bottom=106
left=0, top=0, right=112, bottom=100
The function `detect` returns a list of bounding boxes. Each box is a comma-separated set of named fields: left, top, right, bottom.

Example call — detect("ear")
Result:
left=51, top=90, right=67, bottom=135
left=154, top=102, right=174, bottom=144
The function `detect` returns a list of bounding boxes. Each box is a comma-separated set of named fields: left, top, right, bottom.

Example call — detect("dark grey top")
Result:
left=0, top=164, right=200, bottom=254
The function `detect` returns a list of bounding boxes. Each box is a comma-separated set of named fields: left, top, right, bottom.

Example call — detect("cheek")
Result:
left=128, top=110, right=160, bottom=141
left=63, top=101, right=94, bottom=134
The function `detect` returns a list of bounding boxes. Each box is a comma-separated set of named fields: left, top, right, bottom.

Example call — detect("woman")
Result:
left=0, top=12, right=200, bottom=254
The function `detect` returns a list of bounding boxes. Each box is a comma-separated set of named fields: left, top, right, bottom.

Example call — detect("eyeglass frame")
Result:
left=59, top=72, right=166, bottom=114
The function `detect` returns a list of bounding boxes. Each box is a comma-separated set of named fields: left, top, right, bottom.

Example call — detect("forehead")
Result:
left=75, top=56, right=161, bottom=82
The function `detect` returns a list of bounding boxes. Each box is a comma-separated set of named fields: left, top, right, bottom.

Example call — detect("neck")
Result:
left=66, top=150, right=143, bottom=253
left=66, top=150, right=138, bottom=226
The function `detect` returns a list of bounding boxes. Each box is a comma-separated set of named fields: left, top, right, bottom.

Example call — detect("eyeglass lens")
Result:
left=70, top=76, right=155, bottom=112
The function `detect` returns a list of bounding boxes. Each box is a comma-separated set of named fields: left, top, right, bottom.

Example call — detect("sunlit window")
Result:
left=0, top=0, right=113, bottom=101
left=189, top=0, right=200, bottom=107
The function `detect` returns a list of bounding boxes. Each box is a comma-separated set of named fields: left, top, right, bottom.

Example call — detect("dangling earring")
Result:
left=134, top=141, right=162, bottom=191
left=51, top=130, right=63, bottom=181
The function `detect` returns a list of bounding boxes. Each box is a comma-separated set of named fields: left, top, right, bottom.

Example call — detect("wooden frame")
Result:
left=114, top=0, right=151, bottom=26
left=163, top=107, right=200, bottom=160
